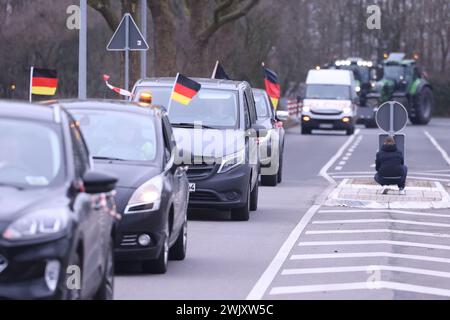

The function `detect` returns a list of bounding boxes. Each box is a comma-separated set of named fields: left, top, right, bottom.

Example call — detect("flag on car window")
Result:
left=30, top=67, right=58, bottom=96
left=263, top=66, right=281, bottom=109
left=211, top=61, right=230, bottom=80
left=171, top=73, right=201, bottom=106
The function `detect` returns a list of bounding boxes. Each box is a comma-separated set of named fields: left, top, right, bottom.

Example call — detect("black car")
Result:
left=132, top=78, right=261, bottom=221
left=253, top=89, right=286, bottom=187
left=58, top=100, right=189, bottom=274
left=0, top=101, right=117, bottom=300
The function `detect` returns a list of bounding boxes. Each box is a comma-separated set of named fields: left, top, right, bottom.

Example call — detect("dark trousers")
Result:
left=374, top=165, right=408, bottom=189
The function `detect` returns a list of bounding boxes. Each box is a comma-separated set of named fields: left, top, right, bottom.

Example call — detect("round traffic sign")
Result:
left=375, top=101, right=408, bottom=133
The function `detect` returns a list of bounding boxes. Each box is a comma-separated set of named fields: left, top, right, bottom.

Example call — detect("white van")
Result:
left=301, top=69, right=359, bottom=135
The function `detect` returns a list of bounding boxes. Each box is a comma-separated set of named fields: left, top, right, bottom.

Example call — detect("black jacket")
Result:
left=375, top=144, right=404, bottom=177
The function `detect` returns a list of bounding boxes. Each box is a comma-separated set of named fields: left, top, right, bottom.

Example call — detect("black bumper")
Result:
left=0, top=237, right=72, bottom=300
left=188, top=165, right=251, bottom=210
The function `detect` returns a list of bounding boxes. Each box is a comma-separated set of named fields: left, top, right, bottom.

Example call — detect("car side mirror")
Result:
left=83, top=171, right=117, bottom=194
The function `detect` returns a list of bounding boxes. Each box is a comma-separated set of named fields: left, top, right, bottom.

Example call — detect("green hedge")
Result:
left=430, top=78, right=450, bottom=117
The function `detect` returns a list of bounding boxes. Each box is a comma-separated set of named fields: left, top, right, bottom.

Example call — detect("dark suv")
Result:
left=132, top=78, right=261, bottom=221
left=0, top=101, right=117, bottom=300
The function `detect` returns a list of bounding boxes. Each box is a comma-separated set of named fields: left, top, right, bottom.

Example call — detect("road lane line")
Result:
left=270, top=281, right=450, bottom=297
left=281, top=265, right=450, bottom=279
left=246, top=205, right=321, bottom=300
left=334, top=166, right=343, bottom=171
left=306, top=229, right=450, bottom=238
left=424, top=131, right=450, bottom=167
left=318, top=209, right=450, bottom=218
left=290, top=252, right=450, bottom=264
left=298, top=240, right=450, bottom=251
left=319, top=129, right=360, bottom=184
left=312, top=219, right=450, bottom=228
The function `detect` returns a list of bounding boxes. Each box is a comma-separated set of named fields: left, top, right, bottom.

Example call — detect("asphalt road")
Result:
left=115, top=119, right=450, bottom=300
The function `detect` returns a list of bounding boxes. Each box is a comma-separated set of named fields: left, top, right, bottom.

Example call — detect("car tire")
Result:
left=261, top=174, right=277, bottom=187
left=231, top=184, right=250, bottom=221
left=364, top=119, right=377, bottom=128
left=277, top=153, right=283, bottom=184
left=410, top=87, right=433, bottom=125
left=62, top=251, right=82, bottom=300
left=346, top=127, right=355, bottom=135
left=93, top=237, right=114, bottom=300
left=250, top=178, right=259, bottom=211
left=169, top=213, right=187, bottom=261
left=301, top=127, right=311, bottom=135
left=142, top=231, right=169, bottom=274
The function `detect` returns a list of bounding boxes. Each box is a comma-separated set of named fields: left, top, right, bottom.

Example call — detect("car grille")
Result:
left=186, top=163, right=217, bottom=180
left=120, top=234, right=138, bottom=247
left=189, top=191, right=219, bottom=202
left=311, top=109, right=343, bottom=116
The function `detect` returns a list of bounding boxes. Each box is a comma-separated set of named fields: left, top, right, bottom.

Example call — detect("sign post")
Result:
left=139, top=0, right=147, bottom=79
left=107, top=13, right=149, bottom=92
left=78, top=0, right=87, bottom=99
left=375, top=101, right=408, bottom=155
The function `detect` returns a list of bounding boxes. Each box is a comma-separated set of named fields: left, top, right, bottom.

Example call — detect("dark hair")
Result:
left=384, top=137, right=396, bottom=145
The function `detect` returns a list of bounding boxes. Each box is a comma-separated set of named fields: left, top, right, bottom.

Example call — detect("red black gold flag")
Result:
left=263, top=66, right=281, bottom=109
left=31, top=67, right=58, bottom=96
left=171, top=73, right=201, bottom=106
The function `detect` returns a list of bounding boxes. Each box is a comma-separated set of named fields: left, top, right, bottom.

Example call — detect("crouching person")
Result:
left=374, top=137, right=408, bottom=192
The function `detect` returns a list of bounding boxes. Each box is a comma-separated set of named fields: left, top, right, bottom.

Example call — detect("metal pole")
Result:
left=78, top=0, right=87, bottom=99
left=125, top=14, right=130, bottom=92
left=389, top=102, right=394, bottom=136
left=140, top=0, right=147, bottom=79
left=29, top=66, right=34, bottom=103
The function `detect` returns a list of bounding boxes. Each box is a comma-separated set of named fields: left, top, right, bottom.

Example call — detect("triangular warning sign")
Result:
left=107, top=13, right=149, bottom=51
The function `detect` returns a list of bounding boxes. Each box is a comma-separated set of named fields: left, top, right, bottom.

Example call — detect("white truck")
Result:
left=301, top=69, right=359, bottom=135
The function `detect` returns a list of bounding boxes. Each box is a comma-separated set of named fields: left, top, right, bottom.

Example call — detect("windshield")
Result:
left=384, top=65, right=405, bottom=81
left=305, top=85, right=351, bottom=100
left=71, top=109, right=158, bottom=162
left=253, top=92, right=271, bottom=119
left=136, top=87, right=239, bottom=129
left=0, top=119, right=63, bottom=188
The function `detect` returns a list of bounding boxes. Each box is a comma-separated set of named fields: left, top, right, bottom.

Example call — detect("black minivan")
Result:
left=132, top=78, right=261, bottom=221
left=0, top=101, right=117, bottom=300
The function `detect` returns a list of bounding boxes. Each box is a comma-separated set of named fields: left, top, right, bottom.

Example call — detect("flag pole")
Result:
left=29, top=66, right=34, bottom=103
left=211, top=60, right=219, bottom=79
left=167, top=73, right=180, bottom=113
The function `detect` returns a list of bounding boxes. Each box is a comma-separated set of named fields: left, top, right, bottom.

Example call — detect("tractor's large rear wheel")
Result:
left=410, top=87, right=433, bottom=125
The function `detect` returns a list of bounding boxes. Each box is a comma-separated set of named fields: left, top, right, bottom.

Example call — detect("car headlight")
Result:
left=125, top=175, right=163, bottom=214
left=343, top=106, right=352, bottom=114
left=3, top=209, right=69, bottom=241
left=218, top=149, right=245, bottom=174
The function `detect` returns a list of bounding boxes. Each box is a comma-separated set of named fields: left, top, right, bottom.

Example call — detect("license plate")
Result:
left=319, top=123, right=333, bottom=129
left=189, top=183, right=196, bottom=193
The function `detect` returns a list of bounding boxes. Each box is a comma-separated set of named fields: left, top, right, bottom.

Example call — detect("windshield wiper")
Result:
left=93, top=156, right=126, bottom=161
left=171, top=123, right=217, bottom=129
left=0, top=183, right=25, bottom=190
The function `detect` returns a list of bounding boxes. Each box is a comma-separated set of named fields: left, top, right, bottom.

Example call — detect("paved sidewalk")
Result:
left=325, top=178, right=450, bottom=209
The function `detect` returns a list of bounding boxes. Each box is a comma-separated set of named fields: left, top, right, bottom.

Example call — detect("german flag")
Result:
left=263, top=66, right=281, bottom=109
left=31, top=68, right=58, bottom=96
left=171, top=74, right=201, bottom=106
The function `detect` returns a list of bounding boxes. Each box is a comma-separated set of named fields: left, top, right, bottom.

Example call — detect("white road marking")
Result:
left=319, top=129, right=360, bottom=184
left=339, top=161, right=346, bottom=166
left=306, top=228, right=450, bottom=238
left=319, top=209, right=450, bottom=219
left=270, top=281, right=450, bottom=297
left=245, top=205, right=321, bottom=300
left=281, top=265, right=450, bottom=279
left=330, top=175, right=450, bottom=182
left=424, top=131, right=450, bottom=167
left=334, top=166, right=343, bottom=171
left=290, top=252, right=450, bottom=264
left=298, top=240, right=450, bottom=251
left=312, top=219, right=450, bottom=228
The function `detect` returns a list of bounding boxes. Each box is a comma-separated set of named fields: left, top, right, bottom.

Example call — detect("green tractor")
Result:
left=363, top=53, right=434, bottom=128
